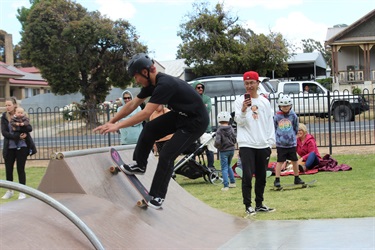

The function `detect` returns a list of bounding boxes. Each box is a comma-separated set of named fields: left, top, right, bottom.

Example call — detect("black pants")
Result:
left=133, top=111, right=208, bottom=199
left=4, top=147, right=29, bottom=185
left=239, top=147, right=271, bottom=207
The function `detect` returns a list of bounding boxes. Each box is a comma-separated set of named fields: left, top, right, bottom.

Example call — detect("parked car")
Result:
left=188, top=75, right=276, bottom=130
left=269, top=81, right=369, bottom=122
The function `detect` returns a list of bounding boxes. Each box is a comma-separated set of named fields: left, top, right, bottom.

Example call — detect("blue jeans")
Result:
left=305, top=152, right=320, bottom=169
left=220, top=150, right=235, bottom=187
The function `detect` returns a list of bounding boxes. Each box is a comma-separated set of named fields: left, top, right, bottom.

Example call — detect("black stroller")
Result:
left=172, top=133, right=222, bottom=184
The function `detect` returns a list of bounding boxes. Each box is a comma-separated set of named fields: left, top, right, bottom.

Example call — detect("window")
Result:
left=0, top=84, right=5, bottom=98
left=33, top=88, right=40, bottom=96
left=233, top=80, right=245, bottom=95
left=283, top=83, right=300, bottom=94
left=203, top=80, right=234, bottom=97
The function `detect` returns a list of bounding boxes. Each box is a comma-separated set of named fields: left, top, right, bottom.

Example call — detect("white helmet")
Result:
left=217, top=111, right=231, bottom=123
left=278, top=95, right=293, bottom=106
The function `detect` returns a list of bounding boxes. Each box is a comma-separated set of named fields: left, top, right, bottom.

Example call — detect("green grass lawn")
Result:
left=1, top=154, right=374, bottom=220
left=175, top=154, right=375, bottom=220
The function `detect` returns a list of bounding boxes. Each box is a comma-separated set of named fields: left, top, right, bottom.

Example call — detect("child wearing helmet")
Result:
left=214, top=111, right=237, bottom=191
left=273, top=95, right=304, bottom=188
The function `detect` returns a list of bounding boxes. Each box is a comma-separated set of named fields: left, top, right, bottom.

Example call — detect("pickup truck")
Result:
left=269, top=81, right=369, bottom=122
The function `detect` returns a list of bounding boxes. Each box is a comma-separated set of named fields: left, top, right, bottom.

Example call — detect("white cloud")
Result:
left=272, top=12, right=328, bottom=49
left=95, top=0, right=136, bottom=20
left=246, top=12, right=328, bottom=52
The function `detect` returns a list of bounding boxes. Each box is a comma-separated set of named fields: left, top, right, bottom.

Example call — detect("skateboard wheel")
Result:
left=137, top=200, right=147, bottom=208
left=109, top=166, right=118, bottom=174
left=56, top=153, right=64, bottom=160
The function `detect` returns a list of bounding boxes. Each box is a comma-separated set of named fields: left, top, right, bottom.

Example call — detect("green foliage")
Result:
left=301, top=38, right=332, bottom=68
left=59, top=101, right=118, bottom=122
left=177, top=2, right=289, bottom=77
left=316, top=77, right=333, bottom=91
left=352, top=87, right=361, bottom=95
left=20, top=0, right=147, bottom=109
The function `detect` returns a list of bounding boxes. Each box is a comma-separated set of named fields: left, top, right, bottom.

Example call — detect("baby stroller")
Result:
left=172, top=133, right=222, bottom=185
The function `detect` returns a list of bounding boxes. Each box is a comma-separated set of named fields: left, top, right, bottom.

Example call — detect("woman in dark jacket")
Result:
left=1, top=97, right=36, bottom=200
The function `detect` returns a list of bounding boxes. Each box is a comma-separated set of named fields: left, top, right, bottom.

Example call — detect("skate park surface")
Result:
left=0, top=146, right=374, bottom=249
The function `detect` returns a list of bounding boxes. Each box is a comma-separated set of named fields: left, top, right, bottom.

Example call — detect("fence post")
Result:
left=106, top=105, right=112, bottom=146
left=327, top=91, right=332, bottom=154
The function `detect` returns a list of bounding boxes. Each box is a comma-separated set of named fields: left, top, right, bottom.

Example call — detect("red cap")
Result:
left=243, top=71, right=259, bottom=81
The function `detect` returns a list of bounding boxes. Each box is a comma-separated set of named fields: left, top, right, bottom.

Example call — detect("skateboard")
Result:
left=271, top=179, right=317, bottom=191
left=109, top=148, right=151, bottom=208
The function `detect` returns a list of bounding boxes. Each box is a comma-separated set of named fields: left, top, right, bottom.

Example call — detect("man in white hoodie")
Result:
left=234, top=71, right=276, bottom=216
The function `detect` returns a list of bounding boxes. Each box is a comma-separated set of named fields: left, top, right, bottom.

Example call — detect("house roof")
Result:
left=0, top=62, right=24, bottom=78
left=0, top=62, right=47, bottom=86
left=157, top=59, right=188, bottom=78
left=326, top=9, right=375, bottom=45
left=287, top=52, right=327, bottom=69
left=18, top=67, right=40, bottom=74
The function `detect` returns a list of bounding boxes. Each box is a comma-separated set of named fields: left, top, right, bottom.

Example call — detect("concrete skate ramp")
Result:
left=0, top=146, right=249, bottom=249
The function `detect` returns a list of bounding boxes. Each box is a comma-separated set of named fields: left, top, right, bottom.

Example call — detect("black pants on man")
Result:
left=239, top=147, right=271, bottom=207
left=133, top=111, right=208, bottom=199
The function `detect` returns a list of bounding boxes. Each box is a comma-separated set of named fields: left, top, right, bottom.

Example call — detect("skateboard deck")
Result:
left=109, top=148, right=151, bottom=207
left=271, top=179, right=317, bottom=191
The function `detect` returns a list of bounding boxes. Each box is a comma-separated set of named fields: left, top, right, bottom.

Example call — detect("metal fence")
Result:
left=1, top=88, right=374, bottom=163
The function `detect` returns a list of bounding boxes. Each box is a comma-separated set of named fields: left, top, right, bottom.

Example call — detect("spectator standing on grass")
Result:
left=297, top=123, right=321, bottom=171
left=234, top=71, right=276, bottom=216
left=214, top=111, right=237, bottom=191
left=273, top=95, right=304, bottom=188
left=117, top=90, right=143, bottom=145
left=192, top=80, right=216, bottom=170
left=1, top=97, right=37, bottom=200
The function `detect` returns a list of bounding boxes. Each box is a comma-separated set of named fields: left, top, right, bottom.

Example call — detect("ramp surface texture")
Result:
left=0, top=147, right=249, bottom=249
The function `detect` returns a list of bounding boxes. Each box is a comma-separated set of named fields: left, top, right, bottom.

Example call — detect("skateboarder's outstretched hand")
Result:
left=93, top=122, right=118, bottom=135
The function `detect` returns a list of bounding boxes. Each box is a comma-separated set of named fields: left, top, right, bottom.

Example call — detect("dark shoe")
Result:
left=245, top=206, right=256, bottom=216
left=148, top=197, right=164, bottom=209
left=120, top=164, right=146, bottom=175
left=255, top=204, right=275, bottom=212
left=294, top=176, right=305, bottom=185
left=274, top=179, right=281, bottom=188
left=298, top=165, right=305, bottom=173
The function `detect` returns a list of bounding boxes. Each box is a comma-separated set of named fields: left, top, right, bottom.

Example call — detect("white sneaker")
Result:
left=2, top=190, right=14, bottom=199
left=18, top=193, right=26, bottom=200
left=229, top=183, right=236, bottom=188
left=221, top=187, right=229, bottom=191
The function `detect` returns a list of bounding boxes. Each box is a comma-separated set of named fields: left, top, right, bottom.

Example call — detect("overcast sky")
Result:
left=1, top=0, right=374, bottom=61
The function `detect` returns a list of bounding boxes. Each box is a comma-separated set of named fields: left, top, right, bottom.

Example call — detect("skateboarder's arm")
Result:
left=109, top=97, right=145, bottom=124
left=94, top=101, right=158, bottom=134
left=94, top=97, right=145, bottom=134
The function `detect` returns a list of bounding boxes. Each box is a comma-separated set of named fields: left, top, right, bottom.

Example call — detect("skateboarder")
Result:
left=94, top=53, right=209, bottom=209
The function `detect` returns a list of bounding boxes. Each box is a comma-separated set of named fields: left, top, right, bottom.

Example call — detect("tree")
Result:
left=177, top=2, right=289, bottom=78
left=20, top=0, right=146, bottom=127
left=301, top=38, right=332, bottom=69
left=0, top=30, right=6, bottom=62
left=243, top=31, right=289, bottom=77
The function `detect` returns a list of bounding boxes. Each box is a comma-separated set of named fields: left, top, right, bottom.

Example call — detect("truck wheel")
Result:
left=333, top=105, right=352, bottom=122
